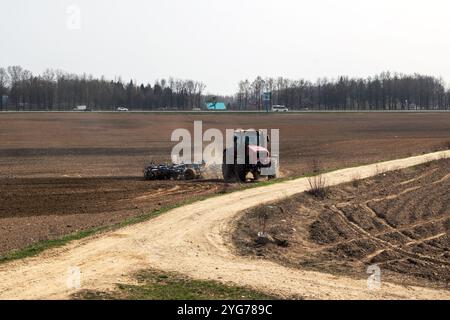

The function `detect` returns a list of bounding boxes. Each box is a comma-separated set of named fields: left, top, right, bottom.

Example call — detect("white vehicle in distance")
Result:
left=117, top=107, right=129, bottom=112
left=73, top=105, right=88, bottom=112
left=272, top=105, right=289, bottom=112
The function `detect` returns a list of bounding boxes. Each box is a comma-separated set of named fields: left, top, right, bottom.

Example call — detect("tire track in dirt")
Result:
left=329, top=168, right=450, bottom=267
left=0, top=151, right=449, bottom=300
left=331, top=205, right=449, bottom=266
left=134, top=186, right=181, bottom=199
left=297, top=164, right=450, bottom=278
left=309, top=208, right=450, bottom=262
left=399, top=168, right=438, bottom=186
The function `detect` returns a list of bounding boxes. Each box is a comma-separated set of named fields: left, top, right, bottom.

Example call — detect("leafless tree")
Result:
left=0, top=68, right=10, bottom=111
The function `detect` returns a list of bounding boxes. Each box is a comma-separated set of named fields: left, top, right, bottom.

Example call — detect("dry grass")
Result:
left=351, top=173, right=362, bottom=188
left=258, top=211, right=269, bottom=236
left=307, top=159, right=328, bottom=199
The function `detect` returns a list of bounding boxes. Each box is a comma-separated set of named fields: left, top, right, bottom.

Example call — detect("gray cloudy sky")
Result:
left=1, top=0, right=449, bottom=94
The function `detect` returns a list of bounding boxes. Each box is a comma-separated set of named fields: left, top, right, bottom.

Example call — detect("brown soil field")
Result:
left=0, top=112, right=449, bottom=256
left=233, top=159, right=450, bottom=289
left=0, top=177, right=225, bottom=254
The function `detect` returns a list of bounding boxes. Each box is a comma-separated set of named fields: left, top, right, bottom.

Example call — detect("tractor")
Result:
left=222, top=129, right=278, bottom=182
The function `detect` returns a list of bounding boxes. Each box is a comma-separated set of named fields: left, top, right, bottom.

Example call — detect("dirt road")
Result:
left=0, top=151, right=449, bottom=300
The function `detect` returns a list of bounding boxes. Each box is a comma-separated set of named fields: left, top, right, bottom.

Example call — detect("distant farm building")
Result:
left=206, top=102, right=227, bottom=111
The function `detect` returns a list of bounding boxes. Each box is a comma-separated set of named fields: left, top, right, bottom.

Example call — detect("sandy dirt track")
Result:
left=0, top=151, right=449, bottom=300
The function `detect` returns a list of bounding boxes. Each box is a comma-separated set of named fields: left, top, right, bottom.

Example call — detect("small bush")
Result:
left=308, top=174, right=328, bottom=199
left=307, top=159, right=328, bottom=199
left=258, top=211, right=269, bottom=236
left=351, top=174, right=362, bottom=188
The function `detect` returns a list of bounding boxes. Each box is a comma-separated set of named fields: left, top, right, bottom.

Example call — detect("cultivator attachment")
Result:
left=144, top=163, right=204, bottom=181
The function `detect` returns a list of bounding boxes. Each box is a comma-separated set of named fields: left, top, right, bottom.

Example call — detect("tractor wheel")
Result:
left=144, top=170, right=154, bottom=181
left=184, top=168, right=196, bottom=180
left=252, top=171, right=261, bottom=181
left=222, top=150, right=235, bottom=182
left=268, top=157, right=279, bottom=180
left=222, top=163, right=235, bottom=182
left=235, top=164, right=248, bottom=182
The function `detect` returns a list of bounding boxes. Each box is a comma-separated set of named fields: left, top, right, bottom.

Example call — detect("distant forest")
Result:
left=238, top=73, right=450, bottom=111
left=0, top=66, right=207, bottom=111
left=1, top=66, right=449, bottom=111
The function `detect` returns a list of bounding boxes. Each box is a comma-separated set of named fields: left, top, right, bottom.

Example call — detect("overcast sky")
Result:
left=1, top=0, right=449, bottom=95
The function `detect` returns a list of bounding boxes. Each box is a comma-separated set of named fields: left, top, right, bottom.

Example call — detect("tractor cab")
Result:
left=233, top=129, right=267, bottom=148
left=223, top=129, right=277, bottom=182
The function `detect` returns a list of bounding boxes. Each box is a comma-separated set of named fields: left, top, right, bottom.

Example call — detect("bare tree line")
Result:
left=1, top=66, right=449, bottom=111
left=236, top=72, right=450, bottom=110
left=0, top=66, right=206, bottom=111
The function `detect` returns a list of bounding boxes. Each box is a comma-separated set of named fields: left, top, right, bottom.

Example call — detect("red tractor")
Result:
left=222, top=129, right=278, bottom=182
